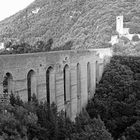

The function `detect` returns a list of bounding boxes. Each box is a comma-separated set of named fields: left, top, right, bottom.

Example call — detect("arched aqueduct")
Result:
left=0, top=49, right=111, bottom=120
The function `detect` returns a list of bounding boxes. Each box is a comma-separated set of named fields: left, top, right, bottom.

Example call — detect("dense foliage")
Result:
left=86, top=55, right=140, bottom=140
left=1, top=0, right=140, bottom=49
left=0, top=39, right=73, bottom=55
left=113, top=39, right=140, bottom=56
left=0, top=93, right=112, bottom=140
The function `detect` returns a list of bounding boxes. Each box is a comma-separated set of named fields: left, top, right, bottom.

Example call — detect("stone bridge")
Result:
left=0, top=48, right=112, bottom=120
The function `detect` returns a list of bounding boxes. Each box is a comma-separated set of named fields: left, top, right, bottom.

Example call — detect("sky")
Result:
left=0, top=0, right=35, bottom=21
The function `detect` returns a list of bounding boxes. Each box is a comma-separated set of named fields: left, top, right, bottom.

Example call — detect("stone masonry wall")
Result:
left=0, top=49, right=108, bottom=120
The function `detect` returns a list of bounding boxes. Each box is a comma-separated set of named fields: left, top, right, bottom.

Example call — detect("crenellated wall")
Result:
left=0, top=49, right=111, bottom=120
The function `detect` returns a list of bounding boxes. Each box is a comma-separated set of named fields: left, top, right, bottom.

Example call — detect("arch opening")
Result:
left=87, top=62, right=91, bottom=99
left=46, top=66, right=55, bottom=104
left=96, top=61, right=99, bottom=84
left=77, top=63, right=81, bottom=114
left=63, top=64, right=71, bottom=118
left=27, top=70, right=36, bottom=102
left=3, top=72, right=13, bottom=94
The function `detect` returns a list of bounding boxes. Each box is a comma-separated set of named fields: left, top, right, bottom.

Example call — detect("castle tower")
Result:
left=116, top=15, right=124, bottom=35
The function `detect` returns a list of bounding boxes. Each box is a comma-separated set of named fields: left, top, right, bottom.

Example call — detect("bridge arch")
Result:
left=96, top=61, right=99, bottom=84
left=63, top=64, right=71, bottom=118
left=77, top=63, right=81, bottom=114
left=3, top=72, right=14, bottom=94
left=46, top=66, right=55, bottom=104
left=87, top=62, right=91, bottom=99
left=27, top=69, right=36, bottom=102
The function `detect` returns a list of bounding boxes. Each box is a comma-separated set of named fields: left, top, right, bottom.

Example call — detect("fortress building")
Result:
left=116, top=16, right=124, bottom=35
left=110, top=15, right=140, bottom=45
left=0, top=42, right=4, bottom=50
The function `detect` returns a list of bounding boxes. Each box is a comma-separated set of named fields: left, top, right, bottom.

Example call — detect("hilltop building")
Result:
left=0, top=42, right=4, bottom=50
left=109, top=15, right=140, bottom=45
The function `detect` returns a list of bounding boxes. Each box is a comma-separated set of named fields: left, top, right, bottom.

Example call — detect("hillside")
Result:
left=0, top=0, right=140, bottom=49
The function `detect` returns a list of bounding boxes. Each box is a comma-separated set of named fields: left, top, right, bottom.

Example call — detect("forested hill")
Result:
left=0, top=0, right=140, bottom=49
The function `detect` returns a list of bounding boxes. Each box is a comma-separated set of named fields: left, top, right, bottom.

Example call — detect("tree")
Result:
left=46, top=38, right=53, bottom=51
left=86, top=55, right=140, bottom=139
left=72, top=110, right=113, bottom=140
left=132, top=35, right=140, bottom=42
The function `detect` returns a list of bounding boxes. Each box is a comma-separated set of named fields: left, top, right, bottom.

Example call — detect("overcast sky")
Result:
left=0, top=0, right=35, bottom=21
